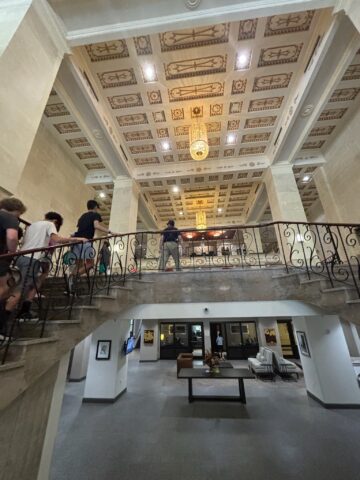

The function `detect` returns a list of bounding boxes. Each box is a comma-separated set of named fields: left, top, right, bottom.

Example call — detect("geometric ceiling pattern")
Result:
left=42, top=89, right=111, bottom=222
left=140, top=173, right=262, bottom=224
left=301, top=50, right=360, bottom=151
left=78, top=10, right=321, bottom=224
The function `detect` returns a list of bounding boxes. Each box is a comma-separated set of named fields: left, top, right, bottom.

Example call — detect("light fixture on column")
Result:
left=196, top=211, right=207, bottom=230
left=189, top=107, right=209, bottom=161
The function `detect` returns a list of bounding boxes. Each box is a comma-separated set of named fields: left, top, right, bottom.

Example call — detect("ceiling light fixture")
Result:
left=196, top=211, right=207, bottom=230
left=217, top=207, right=223, bottom=213
left=235, top=51, right=251, bottom=70
left=189, top=108, right=209, bottom=161
left=302, top=175, right=310, bottom=183
left=226, top=133, right=236, bottom=145
left=99, top=192, right=106, bottom=198
left=161, top=140, right=171, bottom=151
left=179, top=211, right=184, bottom=215
left=172, top=185, right=179, bottom=193
left=143, top=64, right=157, bottom=83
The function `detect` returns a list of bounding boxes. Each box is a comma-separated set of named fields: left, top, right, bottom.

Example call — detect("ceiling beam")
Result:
left=49, top=0, right=337, bottom=46
left=272, top=12, right=360, bottom=165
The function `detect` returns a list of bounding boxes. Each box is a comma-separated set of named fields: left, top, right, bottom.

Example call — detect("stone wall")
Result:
left=15, top=121, right=94, bottom=236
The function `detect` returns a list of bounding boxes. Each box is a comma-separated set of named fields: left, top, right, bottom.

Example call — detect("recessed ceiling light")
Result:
left=302, top=175, right=310, bottom=182
left=99, top=192, right=106, bottom=198
left=179, top=211, right=183, bottom=215
left=235, top=51, right=251, bottom=70
left=161, top=141, right=171, bottom=151
left=217, top=208, right=223, bottom=213
left=172, top=185, right=179, bottom=193
left=143, top=64, right=157, bottom=83
left=226, top=134, right=236, bottom=145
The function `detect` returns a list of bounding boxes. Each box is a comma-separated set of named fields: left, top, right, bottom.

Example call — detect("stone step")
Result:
left=11, top=336, right=58, bottom=347
left=347, top=299, right=360, bottom=305
left=46, top=319, right=82, bottom=325
left=299, top=278, right=322, bottom=285
left=110, top=285, right=133, bottom=291
left=92, top=295, right=116, bottom=300
left=321, top=287, right=354, bottom=293
left=0, top=360, right=25, bottom=372
left=52, top=305, right=98, bottom=311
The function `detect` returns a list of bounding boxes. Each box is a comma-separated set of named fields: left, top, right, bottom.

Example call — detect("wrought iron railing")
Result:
left=0, top=220, right=359, bottom=364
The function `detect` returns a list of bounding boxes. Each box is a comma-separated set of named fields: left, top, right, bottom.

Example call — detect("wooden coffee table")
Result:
left=178, top=368, right=255, bottom=404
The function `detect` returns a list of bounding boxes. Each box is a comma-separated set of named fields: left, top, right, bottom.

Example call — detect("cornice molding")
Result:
left=133, top=156, right=270, bottom=181
left=32, top=0, right=70, bottom=55
left=63, top=0, right=336, bottom=46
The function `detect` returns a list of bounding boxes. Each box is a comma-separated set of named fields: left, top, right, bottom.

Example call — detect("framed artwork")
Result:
left=264, top=328, right=277, bottom=345
left=144, top=329, right=154, bottom=345
left=96, top=340, right=112, bottom=360
left=296, top=331, right=311, bottom=357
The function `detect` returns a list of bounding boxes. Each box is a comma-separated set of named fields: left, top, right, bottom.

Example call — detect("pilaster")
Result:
left=0, top=0, right=69, bottom=194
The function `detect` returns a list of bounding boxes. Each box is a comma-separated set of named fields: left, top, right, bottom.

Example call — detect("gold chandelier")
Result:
left=189, top=108, right=209, bottom=161
left=196, top=211, right=207, bottom=230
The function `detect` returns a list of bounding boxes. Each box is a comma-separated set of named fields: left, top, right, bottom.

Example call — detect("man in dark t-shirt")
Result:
left=70, top=200, right=115, bottom=282
left=159, top=219, right=182, bottom=271
left=0, top=198, right=26, bottom=336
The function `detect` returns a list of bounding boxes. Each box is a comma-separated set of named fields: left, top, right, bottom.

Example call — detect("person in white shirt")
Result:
left=215, top=331, right=224, bottom=359
left=10, top=212, right=86, bottom=319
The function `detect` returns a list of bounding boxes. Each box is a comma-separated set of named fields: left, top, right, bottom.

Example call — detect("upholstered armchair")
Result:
left=177, top=353, right=193, bottom=376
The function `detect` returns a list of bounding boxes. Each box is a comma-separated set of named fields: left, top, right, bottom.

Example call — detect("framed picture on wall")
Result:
left=96, top=340, right=112, bottom=360
left=296, top=331, right=311, bottom=357
left=264, top=328, right=277, bottom=345
left=144, top=329, right=154, bottom=345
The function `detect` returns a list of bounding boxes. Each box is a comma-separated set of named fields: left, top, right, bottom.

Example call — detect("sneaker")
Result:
left=17, top=312, right=39, bottom=323
left=0, top=334, right=14, bottom=342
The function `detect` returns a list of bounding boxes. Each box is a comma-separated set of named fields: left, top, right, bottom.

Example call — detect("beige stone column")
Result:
left=335, top=0, right=360, bottom=34
left=0, top=0, right=69, bottom=194
left=109, top=176, right=140, bottom=273
left=265, top=164, right=313, bottom=267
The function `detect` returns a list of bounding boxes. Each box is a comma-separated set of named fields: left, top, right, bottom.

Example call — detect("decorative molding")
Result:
left=184, top=0, right=201, bottom=9
left=159, top=23, right=229, bottom=52
left=97, top=68, right=137, bottom=88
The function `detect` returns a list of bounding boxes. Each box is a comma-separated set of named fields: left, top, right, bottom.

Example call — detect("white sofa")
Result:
left=248, top=347, right=275, bottom=379
left=273, top=351, right=299, bottom=380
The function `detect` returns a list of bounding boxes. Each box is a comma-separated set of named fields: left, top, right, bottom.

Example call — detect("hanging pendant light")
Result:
left=189, top=108, right=209, bottom=161
left=196, top=211, right=207, bottom=230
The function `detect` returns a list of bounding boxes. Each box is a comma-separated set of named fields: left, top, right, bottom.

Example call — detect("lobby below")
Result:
left=50, top=349, right=360, bottom=480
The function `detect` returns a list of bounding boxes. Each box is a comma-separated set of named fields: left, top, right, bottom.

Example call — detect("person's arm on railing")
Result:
left=50, top=233, right=87, bottom=244
left=94, top=220, right=121, bottom=236
left=6, top=228, right=19, bottom=253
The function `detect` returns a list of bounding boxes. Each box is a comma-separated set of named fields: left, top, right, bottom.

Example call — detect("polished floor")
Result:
left=51, top=352, right=360, bottom=480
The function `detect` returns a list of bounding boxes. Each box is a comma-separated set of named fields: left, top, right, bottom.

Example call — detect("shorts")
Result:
left=14, top=256, right=42, bottom=287
left=72, top=241, right=94, bottom=261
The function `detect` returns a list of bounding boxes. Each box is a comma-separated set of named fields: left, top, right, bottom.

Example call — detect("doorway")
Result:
left=277, top=320, right=299, bottom=359
left=160, top=322, right=204, bottom=359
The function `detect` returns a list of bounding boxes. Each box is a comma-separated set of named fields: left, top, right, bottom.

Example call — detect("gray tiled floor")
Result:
left=50, top=353, right=360, bottom=480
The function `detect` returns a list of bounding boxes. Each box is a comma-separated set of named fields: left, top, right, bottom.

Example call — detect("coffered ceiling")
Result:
left=42, top=6, right=359, bottom=229
left=73, top=9, right=324, bottom=225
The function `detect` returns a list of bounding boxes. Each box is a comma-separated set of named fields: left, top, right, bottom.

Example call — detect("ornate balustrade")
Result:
left=0, top=220, right=359, bottom=363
